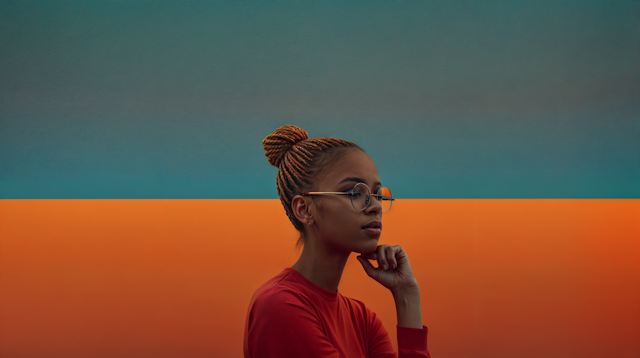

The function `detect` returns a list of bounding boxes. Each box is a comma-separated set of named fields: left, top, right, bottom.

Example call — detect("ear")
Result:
left=291, top=195, right=314, bottom=226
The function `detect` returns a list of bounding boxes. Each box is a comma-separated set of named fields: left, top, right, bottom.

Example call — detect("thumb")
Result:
left=357, top=255, right=378, bottom=279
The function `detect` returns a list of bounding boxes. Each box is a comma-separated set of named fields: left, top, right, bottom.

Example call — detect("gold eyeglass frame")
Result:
left=301, top=182, right=394, bottom=214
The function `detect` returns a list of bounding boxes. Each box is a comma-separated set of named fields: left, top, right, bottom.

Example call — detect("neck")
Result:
left=291, top=238, right=351, bottom=293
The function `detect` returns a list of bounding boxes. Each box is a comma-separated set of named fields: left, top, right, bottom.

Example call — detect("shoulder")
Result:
left=245, top=270, right=328, bottom=353
left=244, top=271, right=340, bottom=357
left=247, top=270, right=317, bottom=324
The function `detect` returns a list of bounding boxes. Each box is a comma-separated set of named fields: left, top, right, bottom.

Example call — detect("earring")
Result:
left=308, top=222, right=312, bottom=225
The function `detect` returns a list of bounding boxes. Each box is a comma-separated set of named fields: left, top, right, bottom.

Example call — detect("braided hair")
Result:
left=262, top=125, right=362, bottom=245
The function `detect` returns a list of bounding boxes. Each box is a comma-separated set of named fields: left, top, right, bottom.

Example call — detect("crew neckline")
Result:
left=283, top=267, right=339, bottom=301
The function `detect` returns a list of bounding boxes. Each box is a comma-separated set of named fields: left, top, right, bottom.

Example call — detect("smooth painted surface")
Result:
left=1, top=199, right=638, bottom=357
left=1, top=1, right=638, bottom=198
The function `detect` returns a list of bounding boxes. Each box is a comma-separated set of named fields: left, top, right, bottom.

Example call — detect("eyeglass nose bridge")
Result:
left=365, top=193, right=382, bottom=213
left=370, top=186, right=393, bottom=214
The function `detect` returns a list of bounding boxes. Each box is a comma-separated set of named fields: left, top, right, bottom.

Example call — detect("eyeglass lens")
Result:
left=350, top=183, right=393, bottom=214
left=377, top=187, right=392, bottom=214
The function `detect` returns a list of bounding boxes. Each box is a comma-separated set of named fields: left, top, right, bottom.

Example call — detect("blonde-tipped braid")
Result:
left=263, top=125, right=361, bottom=243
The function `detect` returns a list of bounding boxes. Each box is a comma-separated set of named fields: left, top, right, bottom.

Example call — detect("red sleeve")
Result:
left=366, top=311, right=431, bottom=358
left=245, top=288, right=341, bottom=358
left=397, top=326, right=430, bottom=358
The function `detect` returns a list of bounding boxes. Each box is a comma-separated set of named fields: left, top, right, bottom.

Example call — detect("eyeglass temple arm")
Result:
left=301, top=192, right=351, bottom=196
left=302, top=192, right=395, bottom=203
left=371, top=193, right=395, bottom=201
left=303, top=192, right=395, bottom=200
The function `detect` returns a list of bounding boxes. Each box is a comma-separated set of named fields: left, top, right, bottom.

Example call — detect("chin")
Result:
left=354, top=240, right=379, bottom=255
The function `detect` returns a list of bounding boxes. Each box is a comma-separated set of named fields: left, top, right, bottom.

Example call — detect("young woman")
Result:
left=243, top=125, right=430, bottom=358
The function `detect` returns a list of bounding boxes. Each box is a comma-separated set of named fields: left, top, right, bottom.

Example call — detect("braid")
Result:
left=262, top=125, right=360, bottom=242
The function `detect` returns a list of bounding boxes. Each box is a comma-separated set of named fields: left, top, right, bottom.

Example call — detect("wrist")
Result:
left=392, top=285, right=423, bottom=329
left=391, top=283, right=420, bottom=299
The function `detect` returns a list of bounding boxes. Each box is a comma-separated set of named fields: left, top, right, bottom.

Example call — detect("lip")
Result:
left=363, top=227, right=381, bottom=236
left=362, top=220, right=381, bottom=229
left=362, top=221, right=382, bottom=236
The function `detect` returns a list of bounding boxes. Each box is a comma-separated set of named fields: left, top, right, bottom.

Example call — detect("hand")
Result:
left=356, top=244, right=419, bottom=295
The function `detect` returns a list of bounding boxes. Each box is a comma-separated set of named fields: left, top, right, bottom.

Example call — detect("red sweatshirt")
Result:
left=244, top=268, right=430, bottom=358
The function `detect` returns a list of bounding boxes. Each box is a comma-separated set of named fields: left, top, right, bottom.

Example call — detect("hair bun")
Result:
left=262, top=125, right=309, bottom=167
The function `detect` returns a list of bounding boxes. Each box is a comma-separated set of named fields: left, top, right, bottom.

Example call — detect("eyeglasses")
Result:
left=301, top=182, right=394, bottom=214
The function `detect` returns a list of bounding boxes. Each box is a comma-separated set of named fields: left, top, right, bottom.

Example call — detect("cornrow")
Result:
left=263, top=125, right=361, bottom=244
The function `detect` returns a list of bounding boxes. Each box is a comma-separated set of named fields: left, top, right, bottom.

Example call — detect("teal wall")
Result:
left=1, top=1, right=638, bottom=198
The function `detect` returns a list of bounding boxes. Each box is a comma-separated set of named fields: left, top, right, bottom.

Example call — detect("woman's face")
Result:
left=310, top=149, right=384, bottom=255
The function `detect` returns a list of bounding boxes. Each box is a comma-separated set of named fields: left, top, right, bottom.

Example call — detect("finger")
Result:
left=377, top=245, right=389, bottom=270
left=393, top=245, right=408, bottom=266
left=360, top=252, right=378, bottom=260
left=387, top=246, right=398, bottom=269
left=356, top=255, right=378, bottom=279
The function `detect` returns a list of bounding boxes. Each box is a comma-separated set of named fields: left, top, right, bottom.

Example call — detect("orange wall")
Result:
left=0, top=199, right=638, bottom=358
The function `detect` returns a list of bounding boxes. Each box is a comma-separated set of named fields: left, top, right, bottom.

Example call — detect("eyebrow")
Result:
left=338, top=177, right=382, bottom=187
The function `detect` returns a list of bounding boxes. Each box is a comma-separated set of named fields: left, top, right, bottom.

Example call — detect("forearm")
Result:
left=392, top=287, right=423, bottom=329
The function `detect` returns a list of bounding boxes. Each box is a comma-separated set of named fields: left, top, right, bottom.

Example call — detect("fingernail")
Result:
left=383, top=264, right=388, bottom=270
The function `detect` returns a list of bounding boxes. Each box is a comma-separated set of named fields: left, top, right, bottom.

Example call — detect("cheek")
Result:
left=320, top=204, right=355, bottom=231
left=332, top=210, right=360, bottom=233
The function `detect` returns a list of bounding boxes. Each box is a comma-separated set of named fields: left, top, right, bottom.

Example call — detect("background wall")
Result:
left=1, top=0, right=638, bottom=199
left=1, top=199, right=639, bottom=358
left=1, top=1, right=639, bottom=357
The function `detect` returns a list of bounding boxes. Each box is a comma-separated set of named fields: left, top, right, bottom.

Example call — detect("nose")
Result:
left=364, top=192, right=382, bottom=215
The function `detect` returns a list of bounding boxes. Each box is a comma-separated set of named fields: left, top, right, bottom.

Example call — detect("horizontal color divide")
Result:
left=0, top=199, right=639, bottom=358
left=2, top=173, right=640, bottom=199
